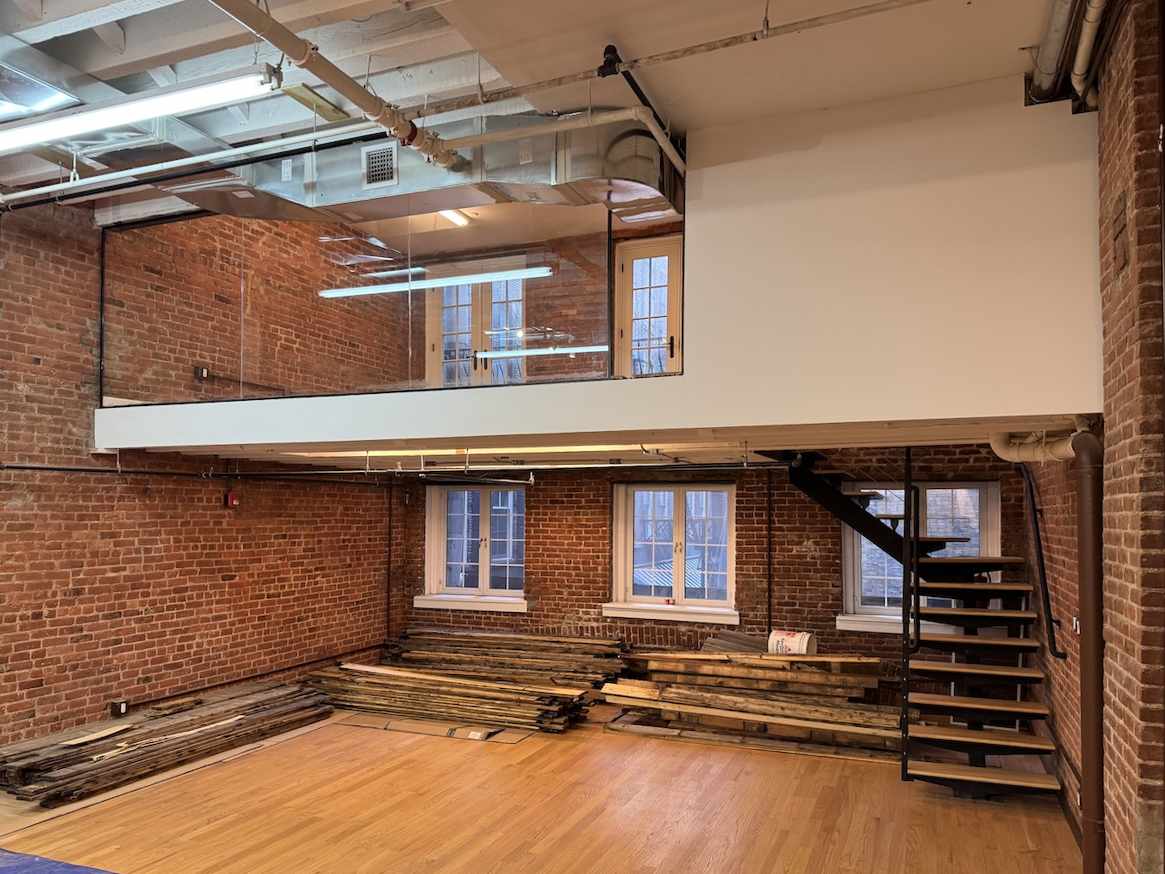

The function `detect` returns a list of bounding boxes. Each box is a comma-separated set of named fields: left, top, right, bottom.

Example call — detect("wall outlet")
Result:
left=109, top=700, right=129, bottom=718
left=1072, top=616, right=1081, bottom=634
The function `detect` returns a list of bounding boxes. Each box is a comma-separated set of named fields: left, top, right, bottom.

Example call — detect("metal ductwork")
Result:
left=161, top=109, right=684, bottom=226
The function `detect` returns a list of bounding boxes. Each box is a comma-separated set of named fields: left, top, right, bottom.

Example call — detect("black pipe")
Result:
left=766, top=467, right=773, bottom=635
left=386, top=483, right=395, bottom=640
left=899, top=447, right=912, bottom=781
left=597, top=44, right=684, bottom=159
left=97, top=228, right=106, bottom=408
left=606, top=209, right=616, bottom=378
left=1020, top=463, right=1069, bottom=659
left=1072, top=431, right=1104, bottom=874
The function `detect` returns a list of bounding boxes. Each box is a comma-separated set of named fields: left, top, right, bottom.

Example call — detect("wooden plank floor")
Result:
left=1, top=722, right=1080, bottom=874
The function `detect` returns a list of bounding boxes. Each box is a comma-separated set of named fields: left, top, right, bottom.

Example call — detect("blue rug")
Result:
left=0, top=850, right=113, bottom=873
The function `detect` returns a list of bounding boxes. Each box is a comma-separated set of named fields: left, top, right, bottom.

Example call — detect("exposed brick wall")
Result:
left=391, top=446, right=1025, bottom=658
left=103, top=216, right=412, bottom=402
left=0, top=206, right=390, bottom=745
left=1096, top=3, right=1165, bottom=872
left=1029, top=459, right=1084, bottom=832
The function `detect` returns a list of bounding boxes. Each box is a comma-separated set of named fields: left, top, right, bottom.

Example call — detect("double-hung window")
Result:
left=603, top=483, right=739, bottom=625
left=417, top=485, right=527, bottom=612
left=838, top=482, right=1000, bottom=631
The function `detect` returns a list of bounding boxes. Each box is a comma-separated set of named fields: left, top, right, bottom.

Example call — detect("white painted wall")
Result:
left=95, top=76, right=1102, bottom=450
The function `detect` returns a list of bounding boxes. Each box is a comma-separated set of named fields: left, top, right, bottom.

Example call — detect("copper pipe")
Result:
left=1073, top=431, right=1104, bottom=874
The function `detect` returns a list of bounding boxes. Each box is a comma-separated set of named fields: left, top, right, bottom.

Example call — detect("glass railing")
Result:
left=99, top=198, right=683, bottom=406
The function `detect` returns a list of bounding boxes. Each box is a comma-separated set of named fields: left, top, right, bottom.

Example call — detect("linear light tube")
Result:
left=362, top=266, right=427, bottom=279
left=475, top=345, right=609, bottom=360
left=0, top=66, right=279, bottom=154
left=439, top=208, right=469, bottom=226
left=319, top=266, right=552, bottom=298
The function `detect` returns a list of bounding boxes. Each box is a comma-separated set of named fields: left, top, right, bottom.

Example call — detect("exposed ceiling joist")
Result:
left=91, top=19, right=125, bottom=54
left=5, top=0, right=182, bottom=44
left=282, top=83, right=351, bottom=122
left=40, top=0, right=443, bottom=80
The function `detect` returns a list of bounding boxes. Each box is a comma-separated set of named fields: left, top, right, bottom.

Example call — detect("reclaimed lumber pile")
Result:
left=623, top=651, right=881, bottom=699
left=387, top=628, right=624, bottom=687
left=608, top=652, right=900, bottom=755
left=306, top=662, right=589, bottom=732
left=700, top=630, right=767, bottom=653
left=0, top=686, right=330, bottom=807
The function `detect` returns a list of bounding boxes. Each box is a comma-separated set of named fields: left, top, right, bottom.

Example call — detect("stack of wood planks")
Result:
left=0, top=685, right=330, bottom=807
left=606, top=651, right=900, bottom=758
left=306, top=662, right=589, bottom=732
left=699, top=630, right=768, bottom=653
left=387, top=628, right=624, bottom=687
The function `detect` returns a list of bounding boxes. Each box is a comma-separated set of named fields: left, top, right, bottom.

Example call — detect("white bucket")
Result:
left=767, top=630, right=817, bottom=655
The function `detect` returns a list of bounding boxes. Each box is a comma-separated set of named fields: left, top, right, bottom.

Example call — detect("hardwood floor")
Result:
left=2, top=722, right=1081, bottom=874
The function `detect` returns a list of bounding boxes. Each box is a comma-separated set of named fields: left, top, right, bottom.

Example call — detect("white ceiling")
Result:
left=442, top=0, right=1053, bottom=129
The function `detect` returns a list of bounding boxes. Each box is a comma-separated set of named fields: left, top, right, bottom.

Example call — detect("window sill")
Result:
left=835, top=614, right=954, bottom=634
left=414, top=594, right=528, bottom=614
left=601, top=602, right=740, bottom=625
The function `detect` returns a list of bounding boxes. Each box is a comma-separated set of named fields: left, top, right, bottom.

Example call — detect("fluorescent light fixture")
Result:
left=476, top=345, right=609, bottom=360
left=439, top=209, right=470, bottom=227
left=0, top=63, right=78, bottom=123
left=363, top=266, right=427, bottom=279
left=320, top=266, right=552, bottom=299
left=0, top=65, right=280, bottom=154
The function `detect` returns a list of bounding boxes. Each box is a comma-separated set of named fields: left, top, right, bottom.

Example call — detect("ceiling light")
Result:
left=363, top=266, right=426, bottom=279
left=0, top=65, right=280, bottom=154
left=476, top=345, right=608, bottom=360
left=439, top=209, right=470, bottom=227
left=320, top=266, right=552, bottom=299
left=0, top=63, right=77, bottom=123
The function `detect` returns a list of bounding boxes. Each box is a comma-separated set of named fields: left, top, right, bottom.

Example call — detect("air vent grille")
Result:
left=362, top=142, right=398, bottom=188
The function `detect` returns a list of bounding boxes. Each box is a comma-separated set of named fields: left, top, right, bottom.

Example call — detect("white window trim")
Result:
left=838, top=481, right=1001, bottom=634
left=418, top=485, right=528, bottom=613
left=603, top=482, right=739, bottom=624
left=613, top=235, right=683, bottom=378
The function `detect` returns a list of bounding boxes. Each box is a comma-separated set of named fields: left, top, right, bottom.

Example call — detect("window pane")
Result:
left=684, top=489, right=730, bottom=601
left=489, top=489, right=525, bottom=590
left=651, top=255, right=668, bottom=286
left=632, top=257, right=650, bottom=288
left=632, top=488, right=674, bottom=597
left=926, top=487, right=981, bottom=556
left=445, top=489, right=480, bottom=589
left=857, top=488, right=904, bottom=608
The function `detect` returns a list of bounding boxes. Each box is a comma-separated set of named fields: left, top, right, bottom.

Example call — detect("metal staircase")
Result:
left=767, top=449, right=1063, bottom=798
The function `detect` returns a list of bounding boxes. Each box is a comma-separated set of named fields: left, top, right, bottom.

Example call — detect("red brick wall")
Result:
left=1096, top=3, right=1165, bottom=872
left=0, top=206, right=389, bottom=745
left=103, top=216, right=412, bottom=403
left=390, top=446, right=1025, bottom=658
left=1029, top=460, right=1084, bottom=831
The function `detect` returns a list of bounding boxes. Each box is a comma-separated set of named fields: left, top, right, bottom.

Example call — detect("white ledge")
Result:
left=835, top=614, right=954, bottom=634
left=413, top=594, right=528, bottom=614
left=601, top=602, right=740, bottom=625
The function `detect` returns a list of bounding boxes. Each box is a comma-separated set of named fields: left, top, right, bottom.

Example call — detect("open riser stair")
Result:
left=763, top=449, right=1063, bottom=799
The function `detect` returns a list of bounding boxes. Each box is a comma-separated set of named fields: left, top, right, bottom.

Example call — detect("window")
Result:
left=604, top=483, right=738, bottom=625
left=426, top=260, right=528, bottom=387
left=614, top=236, right=683, bottom=378
left=839, top=482, right=1000, bottom=630
left=418, top=485, right=527, bottom=612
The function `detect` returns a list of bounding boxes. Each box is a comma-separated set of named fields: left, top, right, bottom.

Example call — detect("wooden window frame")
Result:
left=603, top=482, right=739, bottom=625
left=417, top=484, right=528, bottom=614
left=613, top=235, right=683, bottom=378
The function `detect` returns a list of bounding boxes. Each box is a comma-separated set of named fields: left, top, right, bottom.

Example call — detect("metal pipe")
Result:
left=1073, top=430, right=1104, bottom=874
left=1071, top=0, right=1111, bottom=97
left=766, top=468, right=774, bottom=635
left=408, top=0, right=938, bottom=123
left=1030, top=0, right=1080, bottom=101
left=205, top=0, right=464, bottom=169
left=991, top=430, right=1081, bottom=463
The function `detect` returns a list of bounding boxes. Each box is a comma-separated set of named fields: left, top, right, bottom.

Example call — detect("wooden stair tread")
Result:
left=907, top=760, right=1060, bottom=791
left=909, top=692, right=1049, bottom=716
left=918, top=607, right=1037, bottom=620
left=909, top=660, right=1044, bottom=681
left=909, top=724, right=1056, bottom=751
left=919, top=633, right=1040, bottom=651
left=919, top=582, right=1033, bottom=593
left=919, top=556, right=1026, bottom=566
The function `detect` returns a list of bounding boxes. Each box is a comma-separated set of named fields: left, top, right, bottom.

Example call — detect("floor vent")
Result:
left=361, top=142, right=398, bottom=189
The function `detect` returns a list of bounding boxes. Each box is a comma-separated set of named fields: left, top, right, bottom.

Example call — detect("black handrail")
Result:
left=1020, top=463, right=1069, bottom=660
left=899, top=447, right=914, bottom=780
left=909, top=483, right=922, bottom=652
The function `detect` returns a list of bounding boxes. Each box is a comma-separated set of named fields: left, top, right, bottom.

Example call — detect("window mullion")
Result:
left=673, top=486, right=685, bottom=604
left=478, top=486, right=490, bottom=592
